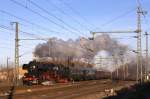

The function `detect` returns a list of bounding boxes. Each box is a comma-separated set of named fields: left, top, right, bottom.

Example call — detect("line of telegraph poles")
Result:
left=89, top=3, right=146, bottom=82
left=8, top=0, right=148, bottom=86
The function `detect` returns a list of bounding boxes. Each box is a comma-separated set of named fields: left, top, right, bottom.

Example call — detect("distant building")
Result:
left=18, top=67, right=27, bottom=79
left=0, top=66, right=27, bottom=81
left=0, top=71, right=7, bottom=80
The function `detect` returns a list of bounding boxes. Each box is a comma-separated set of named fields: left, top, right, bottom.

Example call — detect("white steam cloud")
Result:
left=34, top=34, right=129, bottom=71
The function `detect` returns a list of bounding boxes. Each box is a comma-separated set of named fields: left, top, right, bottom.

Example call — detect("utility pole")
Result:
left=11, top=22, right=19, bottom=86
left=137, top=6, right=141, bottom=82
left=145, top=32, right=149, bottom=79
left=125, top=58, right=129, bottom=79
left=110, top=71, right=113, bottom=80
left=123, top=63, right=126, bottom=80
left=49, top=40, right=51, bottom=59
left=112, top=54, right=119, bottom=79
left=6, top=57, right=10, bottom=82
left=123, top=56, right=126, bottom=80
left=116, top=61, right=119, bottom=79
left=95, top=57, right=114, bottom=80
left=99, top=56, right=102, bottom=69
left=120, top=54, right=126, bottom=80
left=88, top=0, right=146, bottom=83
left=136, top=4, right=145, bottom=82
left=49, top=39, right=53, bottom=60
left=126, top=63, right=129, bottom=78
left=90, top=32, right=136, bottom=81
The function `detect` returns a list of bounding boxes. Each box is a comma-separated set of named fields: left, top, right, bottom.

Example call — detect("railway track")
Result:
left=0, top=80, right=134, bottom=99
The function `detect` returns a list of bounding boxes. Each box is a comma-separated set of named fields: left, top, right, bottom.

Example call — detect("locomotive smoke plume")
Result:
left=93, top=50, right=134, bottom=72
left=34, top=34, right=129, bottom=72
left=94, top=50, right=115, bottom=72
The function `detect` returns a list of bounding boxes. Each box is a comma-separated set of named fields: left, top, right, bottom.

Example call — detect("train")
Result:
left=22, top=60, right=110, bottom=85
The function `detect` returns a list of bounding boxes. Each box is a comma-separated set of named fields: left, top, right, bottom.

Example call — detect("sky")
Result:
left=0, top=0, right=150, bottom=66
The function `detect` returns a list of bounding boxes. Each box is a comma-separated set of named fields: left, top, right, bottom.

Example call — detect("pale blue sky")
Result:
left=0, top=0, right=150, bottom=65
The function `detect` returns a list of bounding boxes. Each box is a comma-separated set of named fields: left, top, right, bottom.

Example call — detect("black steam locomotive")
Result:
left=22, top=60, right=99, bottom=85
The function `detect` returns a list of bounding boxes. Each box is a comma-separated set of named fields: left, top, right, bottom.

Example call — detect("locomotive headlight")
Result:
left=33, top=65, right=36, bottom=69
left=53, top=67, right=59, bottom=70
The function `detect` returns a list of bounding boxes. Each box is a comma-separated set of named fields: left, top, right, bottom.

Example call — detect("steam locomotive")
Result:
left=22, top=60, right=108, bottom=85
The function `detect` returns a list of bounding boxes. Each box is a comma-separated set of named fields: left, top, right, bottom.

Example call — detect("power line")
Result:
left=100, top=7, right=136, bottom=27
left=0, top=25, right=12, bottom=35
left=0, top=27, right=46, bottom=64
left=20, top=38, right=48, bottom=41
left=137, top=0, right=142, bottom=7
left=91, top=7, right=136, bottom=32
left=0, top=44, right=13, bottom=48
left=0, top=24, right=48, bottom=39
left=0, top=10, right=68, bottom=36
left=135, top=0, right=150, bottom=36
left=137, top=0, right=150, bottom=31
left=137, top=0, right=150, bottom=81
left=19, top=43, right=39, bottom=47
left=143, top=16, right=150, bottom=31
left=0, top=17, right=65, bottom=38
left=0, top=41, right=13, bottom=45
left=46, top=0, right=91, bottom=31
left=0, top=24, right=52, bottom=40
left=10, top=0, right=84, bottom=37
left=60, top=0, right=136, bottom=31
left=0, top=24, right=46, bottom=39
left=19, top=50, right=33, bottom=58
left=0, top=46, right=13, bottom=50
left=28, top=0, right=86, bottom=36
left=58, top=0, right=95, bottom=29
